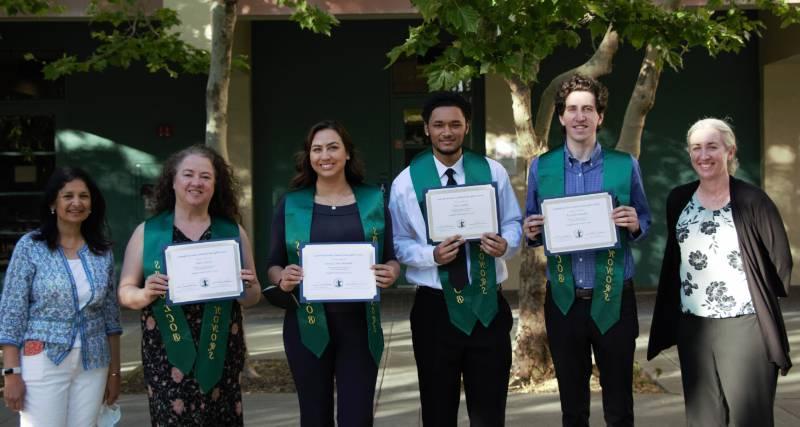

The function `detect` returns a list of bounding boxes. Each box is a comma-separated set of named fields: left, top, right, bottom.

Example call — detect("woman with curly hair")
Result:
left=0, top=167, right=121, bottom=426
left=648, top=118, right=792, bottom=426
left=118, top=145, right=261, bottom=426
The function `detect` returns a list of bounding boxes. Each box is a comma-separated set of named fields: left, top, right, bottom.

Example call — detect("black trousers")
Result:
left=545, top=282, right=638, bottom=427
left=678, top=313, right=778, bottom=427
left=283, top=306, right=378, bottom=427
left=410, top=287, right=513, bottom=427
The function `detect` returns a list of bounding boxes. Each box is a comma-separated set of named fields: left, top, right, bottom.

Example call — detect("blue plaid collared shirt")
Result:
left=526, top=143, right=651, bottom=288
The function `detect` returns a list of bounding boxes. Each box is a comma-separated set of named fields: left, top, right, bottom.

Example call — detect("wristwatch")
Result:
left=2, top=367, right=21, bottom=376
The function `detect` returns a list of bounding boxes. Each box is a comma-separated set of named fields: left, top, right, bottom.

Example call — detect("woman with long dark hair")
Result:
left=117, top=145, right=261, bottom=426
left=0, top=167, right=121, bottom=426
left=265, top=120, right=400, bottom=426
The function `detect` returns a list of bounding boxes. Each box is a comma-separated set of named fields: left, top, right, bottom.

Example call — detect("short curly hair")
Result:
left=152, top=145, right=242, bottom=223
left=555, top=74, right=609, bottom=117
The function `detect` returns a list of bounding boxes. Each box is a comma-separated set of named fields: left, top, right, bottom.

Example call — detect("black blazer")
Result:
left=647, top=176, right=793, bottom=374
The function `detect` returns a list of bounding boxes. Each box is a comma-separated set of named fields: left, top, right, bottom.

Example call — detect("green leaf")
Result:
left=386, top=45, right=408, bottom=66
left=413, top=0, right=440, bottom=19
left=443, top=4, right=481, bottom=33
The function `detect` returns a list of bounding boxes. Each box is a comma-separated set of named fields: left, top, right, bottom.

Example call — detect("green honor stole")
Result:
left=143, top=211, right=238, bottom=393
left=537, top=146, right=632, bottom=334
left=284, top=185, right=385, bottom=365
left=409, top=149, right=498, bottom=335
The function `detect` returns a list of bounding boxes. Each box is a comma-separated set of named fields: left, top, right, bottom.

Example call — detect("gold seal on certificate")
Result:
left=300, top=243, right=379, bottom=303
left=540, top=192, right=619, bottom=255
left=424, top=183, right=499, bottom=242
left=164, top=239, right=244, bottom=305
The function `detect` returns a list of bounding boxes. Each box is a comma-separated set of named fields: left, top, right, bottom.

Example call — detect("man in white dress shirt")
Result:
left=389, top=91, right=523, bottom=426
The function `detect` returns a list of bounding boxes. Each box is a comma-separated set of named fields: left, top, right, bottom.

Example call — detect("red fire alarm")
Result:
left=157, top=124, right=174, bottom=137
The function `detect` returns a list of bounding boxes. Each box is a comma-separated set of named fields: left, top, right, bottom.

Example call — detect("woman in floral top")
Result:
left=648, top=118, right=792, bottom=426
left=118, top=146, right=261, bottom=426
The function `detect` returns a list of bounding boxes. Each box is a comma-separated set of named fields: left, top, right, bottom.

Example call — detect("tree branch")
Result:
left=533, top=25, right=619, bottom=147
left=505, top=75, right=542, bottom=160
left=615, top=44, right=662, bottom=158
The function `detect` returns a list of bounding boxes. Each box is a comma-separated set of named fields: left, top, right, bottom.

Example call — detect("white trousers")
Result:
left=19, top=347, right=107, bottom=427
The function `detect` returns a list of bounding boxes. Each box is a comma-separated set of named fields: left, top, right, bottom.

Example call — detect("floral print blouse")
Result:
left=677, top=193, right=755, bottom=318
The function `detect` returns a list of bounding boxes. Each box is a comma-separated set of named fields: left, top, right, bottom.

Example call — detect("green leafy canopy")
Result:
left=9, top=0, right=339, bottom=80
left=388, top=0, right=799, bottom=90
left=0, top=0, right=59, bottom=16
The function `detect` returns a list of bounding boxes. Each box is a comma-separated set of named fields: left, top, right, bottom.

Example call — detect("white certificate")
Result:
left=164, top=239, right=244, bottom=305
left=300, top=243, right=378, bottom=303
left=425, top=184, right=499, bottom=242
left=540, top=192, right=619, bottom=255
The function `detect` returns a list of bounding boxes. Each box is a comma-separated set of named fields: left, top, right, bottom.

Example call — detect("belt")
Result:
left=574, top=279, right=633, bottom=300
left=416, top=284, right=503, bottom=295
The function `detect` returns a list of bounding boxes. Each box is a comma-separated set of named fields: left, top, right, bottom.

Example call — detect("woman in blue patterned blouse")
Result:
left=0, top=167, right=122, bottom=426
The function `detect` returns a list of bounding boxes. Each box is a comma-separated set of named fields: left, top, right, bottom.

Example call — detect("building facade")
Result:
left=1, top=1, right=798, bottom=287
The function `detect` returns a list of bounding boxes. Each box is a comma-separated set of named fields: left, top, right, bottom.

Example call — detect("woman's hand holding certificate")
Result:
left=163, top=239, right=244, bottom=305
left=300, top=243, right=380, bottom=303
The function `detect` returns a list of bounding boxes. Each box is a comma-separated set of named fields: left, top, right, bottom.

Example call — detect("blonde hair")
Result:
left=686, top=117, right=739, bottom=175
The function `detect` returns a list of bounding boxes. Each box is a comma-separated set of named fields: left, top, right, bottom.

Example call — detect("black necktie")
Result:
left=444, top=168, right=468, bottom=290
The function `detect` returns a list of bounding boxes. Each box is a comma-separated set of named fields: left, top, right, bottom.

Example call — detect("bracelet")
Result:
left=2, top=367, right=21, bottom=376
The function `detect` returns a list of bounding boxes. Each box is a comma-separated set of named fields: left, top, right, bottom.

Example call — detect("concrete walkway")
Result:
left=1, top=288, right=799, bottom=426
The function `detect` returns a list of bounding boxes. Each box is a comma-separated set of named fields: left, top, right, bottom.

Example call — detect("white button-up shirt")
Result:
left=389, top=154, right=523, bottom=289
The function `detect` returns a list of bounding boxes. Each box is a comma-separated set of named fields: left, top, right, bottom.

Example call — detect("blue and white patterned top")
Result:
left=0, top=232, right=122, bottom=369
left=677, top=194, right=755, bottom=318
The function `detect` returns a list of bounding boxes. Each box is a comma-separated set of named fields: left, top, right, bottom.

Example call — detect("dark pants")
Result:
left=283, top=306, right=378, bottom=427
left=545, top=282, right=639, bottom=427
left=410, top=287, right=513, bottom=427
left=678, top=313, right=778, bottom=427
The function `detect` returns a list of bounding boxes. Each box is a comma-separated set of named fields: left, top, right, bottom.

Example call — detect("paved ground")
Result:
left=1, top=287, right=799, bottom=426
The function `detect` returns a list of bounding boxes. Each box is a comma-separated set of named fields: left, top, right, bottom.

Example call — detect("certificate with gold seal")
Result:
left=164, top=239, right=244, bottom=305
left=540, top=192, right=620, bottom=255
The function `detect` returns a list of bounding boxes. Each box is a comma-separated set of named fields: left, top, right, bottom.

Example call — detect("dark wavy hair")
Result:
left=422, top=91, right=472, bottom=124
left=555, top=73, right=609, bottom=120
left=33, top=167, right=111, bottom=254
left=153, top=145, right=242, bottom=222
left=289, top=120, right=365, bottom=189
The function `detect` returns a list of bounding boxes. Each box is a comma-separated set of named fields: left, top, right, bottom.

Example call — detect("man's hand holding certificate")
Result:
left=524, top=192, right=641, bottom=255
left=424, top=183, right=499, bottom=242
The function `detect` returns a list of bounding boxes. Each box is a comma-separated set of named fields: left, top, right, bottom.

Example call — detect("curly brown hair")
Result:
left=153, top=145, right=242, bottom=222
left=555, top=74, right=609, bottom=117
left=289, top=120, right=365, bottom=189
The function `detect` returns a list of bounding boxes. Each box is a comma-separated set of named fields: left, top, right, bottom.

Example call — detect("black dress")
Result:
left=141, top=226, right=245, bottom=427
left=266, top=197, right=396, bottom=427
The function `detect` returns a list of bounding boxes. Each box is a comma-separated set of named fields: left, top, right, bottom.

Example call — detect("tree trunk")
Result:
left=504, top=76, right=538, bottom=159
left=615, top=44, right=662, bottom=157
left=504, top=76, right=553, bottom=384
left=512, top=245, right=552, bottom=383
left=533, top=26, right=619, bottom=146
left=205, top=0, right=238, bottom=160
